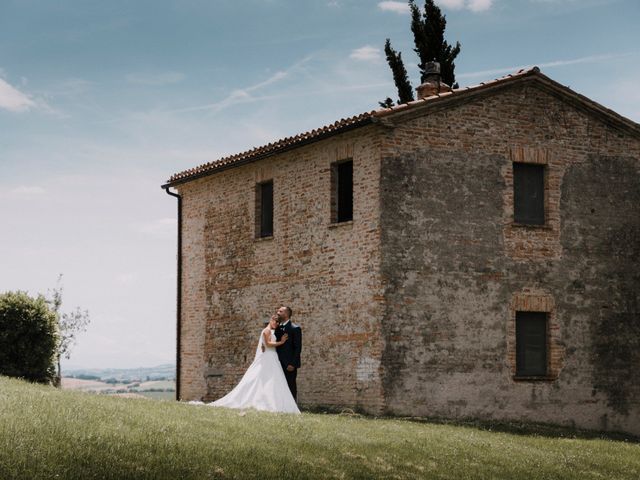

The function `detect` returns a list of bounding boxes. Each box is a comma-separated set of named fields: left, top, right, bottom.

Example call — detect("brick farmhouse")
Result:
left=163, top=66, right=640, bottom=435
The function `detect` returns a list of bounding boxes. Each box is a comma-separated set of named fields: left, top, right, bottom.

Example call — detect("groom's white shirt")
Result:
left=280, top=320, right=291, bottom=328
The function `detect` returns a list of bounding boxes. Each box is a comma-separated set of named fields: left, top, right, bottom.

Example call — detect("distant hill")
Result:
left=63, top=364, right=175, bottom=383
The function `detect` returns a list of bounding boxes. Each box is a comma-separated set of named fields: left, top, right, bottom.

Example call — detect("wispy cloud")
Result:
left=350, top=46, right=383, bottom=63
left=457, top=52, right=635, bottom=80
left=0, top=77, right=37, bottom=112
left=378, top=1, right=410, bottom=13
left=125, top=72, right=186, bottom=86
left=379, top=0, right=492, bottom=13
left=0, top=185, right=47, bottom=198
left=48, top=78, right=94, bottom=97
left=170, top=56, right=312, bottom=114
left=243, top=70, right=289, bottom=93
left=438, top=0, right=466, bottom=9
left=439, top=0, right=493, bottom=11
left=467, top=0, right=493, bottom=11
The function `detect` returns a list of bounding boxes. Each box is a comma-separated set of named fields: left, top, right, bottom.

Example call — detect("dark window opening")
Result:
left=513, top=162, right=545, bottom=225
left=256, top=181, right=273, bottom=238
left=331, top=160, right=353, bottom=223
left=516, top=311, right=548, bottom=377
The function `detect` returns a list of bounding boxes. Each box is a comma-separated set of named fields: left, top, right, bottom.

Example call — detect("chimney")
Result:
left=416, top=61, right=452, bottom=99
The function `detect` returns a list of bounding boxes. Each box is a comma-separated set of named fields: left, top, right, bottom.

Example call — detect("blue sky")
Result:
left=1, top=0, right=639, bottom=369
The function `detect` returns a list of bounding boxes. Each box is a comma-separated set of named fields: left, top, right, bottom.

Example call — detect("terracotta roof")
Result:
left=163, top=66, right=640, bottom=187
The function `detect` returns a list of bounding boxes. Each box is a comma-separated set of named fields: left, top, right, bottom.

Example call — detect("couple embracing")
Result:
left=211, top=306, right=302, bottom=414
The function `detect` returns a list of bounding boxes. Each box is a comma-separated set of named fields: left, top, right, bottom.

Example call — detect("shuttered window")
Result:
left=513, top=162, right=545, bottom=225
left=516, top=311, right=548, bottom=376
left=257, top=181, right=273, bottom=238
left=331, top=160, right=353, bottom=223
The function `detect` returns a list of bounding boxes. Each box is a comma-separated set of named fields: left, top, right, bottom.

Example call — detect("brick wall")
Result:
left=379, top=82, right=640, bottom=435
left=176, top=126, right=387, bottom=412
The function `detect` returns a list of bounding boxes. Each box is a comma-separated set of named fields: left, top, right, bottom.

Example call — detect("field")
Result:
left=61, top=376, right=175, bottom=399
left=1, top=376, right=638, bottom=479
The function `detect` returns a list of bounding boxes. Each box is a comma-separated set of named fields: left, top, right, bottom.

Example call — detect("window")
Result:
left=331, top=160, right=353, bottom=223
left=513, top=162, right=545, bottom=225
left=256, top=180, right=273, bottom=238
left=515, top=311, right=548, bottom=377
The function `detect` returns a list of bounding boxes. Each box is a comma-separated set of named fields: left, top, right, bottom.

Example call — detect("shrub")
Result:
left=0, top=291, right=59, bottom=383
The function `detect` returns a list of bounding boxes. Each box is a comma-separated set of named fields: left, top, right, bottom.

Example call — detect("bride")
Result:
left=208, top=315, right=301, bottom=414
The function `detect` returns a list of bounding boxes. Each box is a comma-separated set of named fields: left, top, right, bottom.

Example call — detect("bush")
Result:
left=0, top=291, right=59, bottom=383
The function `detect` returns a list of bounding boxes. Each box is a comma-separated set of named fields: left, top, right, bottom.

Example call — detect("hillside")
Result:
left=61, top=364, right=176, bottom=400
left=63, top=364, right=175, bottom=382
left=0, top=376, right=638, bottom=480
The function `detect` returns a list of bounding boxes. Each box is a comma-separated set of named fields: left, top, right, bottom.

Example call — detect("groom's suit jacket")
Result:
left=275, top=321, right=302, bottom=369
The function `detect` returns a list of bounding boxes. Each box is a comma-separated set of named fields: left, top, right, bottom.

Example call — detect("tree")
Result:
left=0, top=291, right=59, bottom=383
left=48, top=275, right=90, bottom=384
left=380, top=39, right=415, bottom=107
left=382, top=0, right=462, bottom=106
left=410, top=0, right=461, bottom=87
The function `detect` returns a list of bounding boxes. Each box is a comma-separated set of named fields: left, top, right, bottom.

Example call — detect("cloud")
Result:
left=0, top=185, right=47, bottom=198
left=378, top=1, right=410, bottom=13
left=457, top=52, right=634, bottom=80
left=49, top=78, right=94, bottom=97
left=438, top=0, right=466, bottom=9
left=467, top=0, right=493, bottom=11
left=125, top=72, right=186, bottom=86
left=439, top=0, right=492, bottom=10
left=170, top=56, right=312, bottom=115
left=350, top=46, right=383, bottom=63
left=0, top=77, right=37, bottom=112
left=243, top=70, right=288, bottom=93
left=379, top=0, right=492, bottom=13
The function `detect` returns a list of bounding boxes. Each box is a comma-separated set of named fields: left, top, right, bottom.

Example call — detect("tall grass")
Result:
left=0, top=376, right=638, bottom=479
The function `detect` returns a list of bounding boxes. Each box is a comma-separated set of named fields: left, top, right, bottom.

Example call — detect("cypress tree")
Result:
left=410, top=0, right=461, bottom=87
left=381, top=0, right=461, bottom=106
left=381, top=38, right=415, bottom=107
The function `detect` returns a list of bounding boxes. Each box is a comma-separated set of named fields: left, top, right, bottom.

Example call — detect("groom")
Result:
left=274, top=305, right=302, bottom=401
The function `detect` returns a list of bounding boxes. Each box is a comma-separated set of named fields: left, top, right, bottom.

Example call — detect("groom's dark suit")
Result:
left=275, top=320, right=302, bottom=401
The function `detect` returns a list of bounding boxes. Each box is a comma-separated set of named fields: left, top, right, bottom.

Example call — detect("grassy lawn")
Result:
left=0, top=376, right=638, bottom=479
left=136, top=390, right=176, bottom=401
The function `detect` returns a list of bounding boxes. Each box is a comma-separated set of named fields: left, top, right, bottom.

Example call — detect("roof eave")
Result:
left=162, top=116, right=375, bottom=188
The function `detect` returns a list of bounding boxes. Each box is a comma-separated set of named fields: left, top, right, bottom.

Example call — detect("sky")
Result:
left=1, top=0, right=639, bottom=369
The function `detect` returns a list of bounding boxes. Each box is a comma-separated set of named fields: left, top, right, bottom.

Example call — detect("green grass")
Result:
left=0, top=376, right=638, bottom=480
left=136, top=390, right=175, bottom=401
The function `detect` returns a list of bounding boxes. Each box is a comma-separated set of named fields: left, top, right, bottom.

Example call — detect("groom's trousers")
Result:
left=284, top=368, right=297, bottom=401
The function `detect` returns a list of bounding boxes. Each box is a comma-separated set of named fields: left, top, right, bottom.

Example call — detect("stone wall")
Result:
left=176, top=126, right=387, bottom=412
left=379, top=82, right=640, bottom=434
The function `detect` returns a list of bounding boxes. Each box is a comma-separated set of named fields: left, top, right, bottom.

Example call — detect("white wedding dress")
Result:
left=207, top=328, right=300, bottom=414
